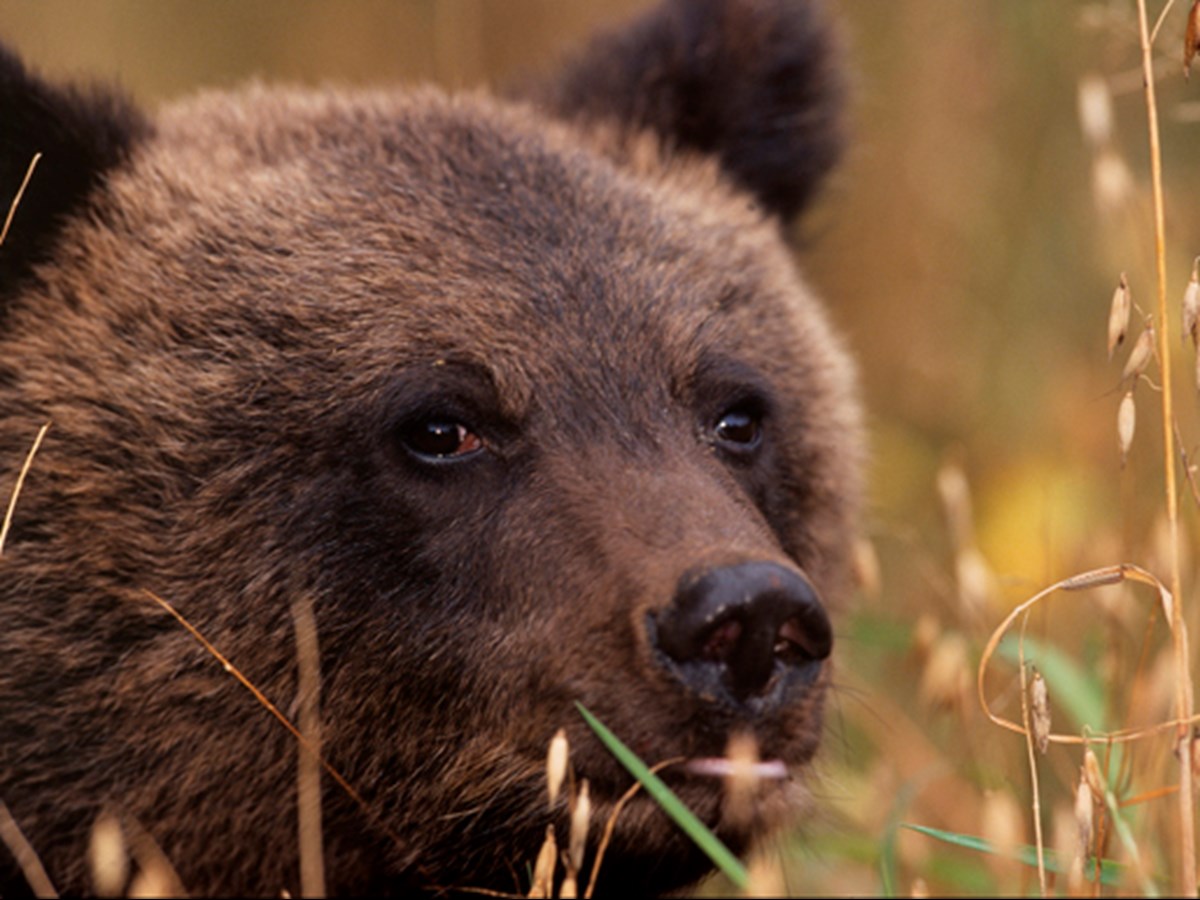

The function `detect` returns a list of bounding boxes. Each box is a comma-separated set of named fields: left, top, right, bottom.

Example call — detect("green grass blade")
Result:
left=575, top=702, right=749, bottom=889
left=901, top=823, right=1123, bottom=886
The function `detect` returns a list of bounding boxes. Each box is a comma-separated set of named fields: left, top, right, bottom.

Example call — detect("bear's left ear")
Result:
left=521, top=0, right=846, bottom=223
left=0, top=44, right=148, bottom=294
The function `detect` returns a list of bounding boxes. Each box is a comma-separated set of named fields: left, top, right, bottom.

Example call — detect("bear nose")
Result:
left=652, top=561, right=832, bottom=704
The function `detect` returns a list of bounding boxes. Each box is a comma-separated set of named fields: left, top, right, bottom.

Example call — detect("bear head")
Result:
left=0, top=0, right=861, bottom=895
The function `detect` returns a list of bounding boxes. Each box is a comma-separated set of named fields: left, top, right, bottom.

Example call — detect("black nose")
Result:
left=652, top=561, right=832, bottom=704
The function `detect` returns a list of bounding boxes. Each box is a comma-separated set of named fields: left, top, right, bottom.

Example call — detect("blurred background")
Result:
left=4, top=1, right=1200, bottom=894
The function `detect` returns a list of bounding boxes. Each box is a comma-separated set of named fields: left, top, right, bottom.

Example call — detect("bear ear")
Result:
left=0, top=44, right=148, bottom=293
left=523, top=0, right=845, bottom=223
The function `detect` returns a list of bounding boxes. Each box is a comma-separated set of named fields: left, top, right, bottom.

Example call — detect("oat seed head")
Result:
left=1074, top=772, right=1094, bottom=852
left=547, top=728, right=569, bottom=808
left=1029, top=668, right=1050, bottom=754
left=723, top=731, right=762, bottom=829
left=1122, top=320, right=1155, bottom=382
left=1093, top=150, right=1135, bottom=213
left=1183, top=258, right=1200, bottom=351
left=1082, top=749, right=1105, bottom=800
left=89, top=812, right=129, bottom=899
left=1186, top=0, right=1200, bottom=78
left=1078, top=74, right=1114, bottom=147
left=568, top=779, right=590, bottom=875
left=528, top=825, right=557, bottom=899
left=1118, top=390, right=1136, bottom=466
left=1108, top=272, right=1132, bottom=360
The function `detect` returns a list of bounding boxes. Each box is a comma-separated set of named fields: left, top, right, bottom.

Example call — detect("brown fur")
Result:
left=0, top=1, right=861, bottom=895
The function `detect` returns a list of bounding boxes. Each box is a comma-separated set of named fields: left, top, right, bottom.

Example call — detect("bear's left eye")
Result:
left=713, top=406, right=764, bottom=455
left=397, top=419, right=485, bottom=462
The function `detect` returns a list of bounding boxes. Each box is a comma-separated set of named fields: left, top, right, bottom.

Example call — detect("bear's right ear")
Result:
left=521, top=0, right=845, bottom=224
left=0, top=44, right=147, bottom=293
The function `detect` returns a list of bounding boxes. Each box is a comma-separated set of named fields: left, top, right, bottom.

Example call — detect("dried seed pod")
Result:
left=1122, top=322, right=1155, bottom=381
left=919, top=631, right=970, bottom=710
left=1187, top=0, right=1200, bottom=79
left=745, top=853, right=787, bottom=898
left=1118, top=390, right=1136, bottom=466
left=1072, top=778, right=1093, bottom=897
left=722, top=731, right=761, bottom=829
left=127, top=863, right=180, bottom=900
left=547, top=728, right=568, bottom=807
left=1082, top=748, right=1105, bottom=800
left=852, top=536, right=881, bottom=599
left=955, top=546, right=994, bottom=618
left=1184, top=258, right=1200, bottom=349
left=980, top=789, right=1023, bottom=879
left=1029, top=667, right=1050, bottom=754
left=1077, top=74, right=1113, bottom=147
left=90, top=812, right=129, bottom=899
left=912, top=613, right=940, bottom=658
left=1108, top=272, right=1131, bottom=360
left=528, top=826, right=557, bottom=899
left=936, top=462, right=974, bottom=551
left=1191, top=729, right=1200, bottom=781
left=1074, top=773, right=1093, bottom=850
left=568, top=779, right=590, bottom=874
left=1093, top=150, right=1135, bottom=213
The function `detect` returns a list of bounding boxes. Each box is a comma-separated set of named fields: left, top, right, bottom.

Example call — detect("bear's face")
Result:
left=0, top=1, right=859, bottom=896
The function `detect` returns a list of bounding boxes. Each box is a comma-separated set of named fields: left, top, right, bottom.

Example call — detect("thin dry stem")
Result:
left=1151, top=0, right=1180, bottom=44
left=584, top=758, right=682, bottom=900
left=118, top=813, right=187, bottom=898
left=978, top=564, right=1197, bottom=746
left=0, top=801, right=57, bottom=899
left=139, top=589, right=417, bottom=870
left=1136, top=0, right=1196, bottom=891
left=0, top=153, right=41, bottom=248
left=1017, top=621, right=1048, bottom=897
left=0, top=423, right=50, bottom=556
left=291, top=593, right=326, bottom=899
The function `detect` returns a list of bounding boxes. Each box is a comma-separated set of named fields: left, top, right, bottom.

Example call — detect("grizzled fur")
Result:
left=0, top=0, right=860, bottom=896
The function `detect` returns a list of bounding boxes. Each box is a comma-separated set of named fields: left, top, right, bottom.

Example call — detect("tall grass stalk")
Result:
left=1134, top=0, right=1196, bottom=893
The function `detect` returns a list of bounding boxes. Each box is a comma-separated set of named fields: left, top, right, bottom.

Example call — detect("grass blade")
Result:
left=575, top=702, right=749, bottom=889
left=901, top=823, right=1123, bottom=887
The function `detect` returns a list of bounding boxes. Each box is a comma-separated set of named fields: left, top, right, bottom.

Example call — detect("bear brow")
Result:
left=388, top=357, right=527, bottom=425
left=688, top=353, right=776, bottom=406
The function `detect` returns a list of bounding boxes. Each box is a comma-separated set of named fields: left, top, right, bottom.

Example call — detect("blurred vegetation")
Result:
left=5, top=0, right=1200, bottom=895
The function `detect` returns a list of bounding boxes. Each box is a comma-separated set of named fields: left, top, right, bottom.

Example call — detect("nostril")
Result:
left=700, top=618, right=743, bottom=663
left=652, top=560, right=832, bottom=705
left=775, top=615, right=827, bottom=666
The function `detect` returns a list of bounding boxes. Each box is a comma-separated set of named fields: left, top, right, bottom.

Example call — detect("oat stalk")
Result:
left=0, top=423, right=50, bottom=557
left=290, top=593, right=326, bottom=899
left=1135, top=1, right=1196, bottom=892
left=1016, top=620, right=1048, bottom=897
left=0, top=801, right=56, bottom=899
left=0, top=153, right=40, bottom=249
left=978, top=564, right=1195, bottom=746
left=140, top=588, right=422, bottom=880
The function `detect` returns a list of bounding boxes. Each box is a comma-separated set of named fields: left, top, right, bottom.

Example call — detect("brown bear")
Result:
left=0, top=0, right=861, bottom=896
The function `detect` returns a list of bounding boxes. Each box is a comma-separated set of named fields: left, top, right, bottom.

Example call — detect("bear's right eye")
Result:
left=397, top=419, right=485, bottom=462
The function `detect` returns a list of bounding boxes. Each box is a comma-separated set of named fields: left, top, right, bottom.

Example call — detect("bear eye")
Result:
left=713, top=406, right=764, bottom=455
left=397, top=419, right=485, bottom=462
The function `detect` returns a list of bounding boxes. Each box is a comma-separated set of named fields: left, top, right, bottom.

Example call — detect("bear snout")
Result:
left=649, top=560, right=832, bottom=711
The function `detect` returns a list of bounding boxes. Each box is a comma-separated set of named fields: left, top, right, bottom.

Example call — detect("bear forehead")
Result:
left=67, top=84, right=828, bottom=418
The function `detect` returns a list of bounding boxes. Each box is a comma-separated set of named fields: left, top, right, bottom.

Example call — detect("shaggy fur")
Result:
left=0, top=0, right=861, bottom=895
